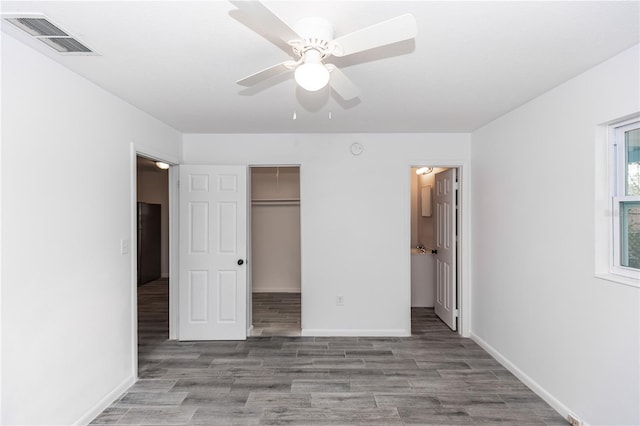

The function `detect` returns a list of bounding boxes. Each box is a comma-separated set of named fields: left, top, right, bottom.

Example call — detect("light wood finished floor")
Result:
left=91, top=280, right=567, bottom=425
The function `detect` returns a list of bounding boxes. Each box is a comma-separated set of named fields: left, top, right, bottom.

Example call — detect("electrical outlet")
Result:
left=567, top=414, right=582, bottom=426
left=336, top=296, right=344, bottom=306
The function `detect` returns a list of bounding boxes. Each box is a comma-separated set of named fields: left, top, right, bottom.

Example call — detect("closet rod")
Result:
left=251, top=199, right=300, bottom=206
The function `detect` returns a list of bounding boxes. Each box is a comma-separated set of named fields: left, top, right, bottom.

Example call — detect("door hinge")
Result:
left=454, top=182, right=459, bottom=190
left=454, top=309, right=459, bottom=318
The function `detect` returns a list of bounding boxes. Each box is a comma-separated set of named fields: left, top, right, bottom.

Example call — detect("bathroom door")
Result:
left=434, top=168, right=457, bottom=331
left=178, top=165, right=247, bottom=340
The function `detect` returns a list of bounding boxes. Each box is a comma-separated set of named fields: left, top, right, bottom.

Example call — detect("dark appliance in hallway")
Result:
left=137, top=202, right=161, bottom=285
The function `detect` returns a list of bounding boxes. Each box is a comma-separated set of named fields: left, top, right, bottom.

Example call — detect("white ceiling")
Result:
left=2, top=1, right=639, bottom=133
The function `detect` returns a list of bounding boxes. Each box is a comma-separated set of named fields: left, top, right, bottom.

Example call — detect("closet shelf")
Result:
left=251, top=199, right=300, bottom=206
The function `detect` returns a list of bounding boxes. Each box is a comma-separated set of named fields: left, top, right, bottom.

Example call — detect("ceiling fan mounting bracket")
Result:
left=290, top=17, right=335, bottom=60
left=294, top=17, right=334, bottom=41
left=290, top=38, right=332, bottom=60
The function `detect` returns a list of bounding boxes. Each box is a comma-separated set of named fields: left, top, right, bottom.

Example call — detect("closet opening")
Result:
left=249, top=166, right=301, bottom=336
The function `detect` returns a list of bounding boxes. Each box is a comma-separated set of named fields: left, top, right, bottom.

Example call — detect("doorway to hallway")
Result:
left=135, top=156, right=170, bottom=369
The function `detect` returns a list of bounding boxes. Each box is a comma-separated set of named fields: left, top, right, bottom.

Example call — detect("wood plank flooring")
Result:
left=91, top=280, right=567, bottom=425
left=252, top=293, right=301, bottom=336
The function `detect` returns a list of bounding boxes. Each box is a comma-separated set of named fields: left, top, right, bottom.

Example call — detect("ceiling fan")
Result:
left=231, top=1, right=417, bottom=100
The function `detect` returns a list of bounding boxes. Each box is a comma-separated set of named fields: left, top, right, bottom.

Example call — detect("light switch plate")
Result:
left=120, top=239, right=130, bottom=255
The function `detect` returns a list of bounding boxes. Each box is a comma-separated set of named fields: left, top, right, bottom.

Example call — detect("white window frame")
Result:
left=610, top=118, right=640, bottom=280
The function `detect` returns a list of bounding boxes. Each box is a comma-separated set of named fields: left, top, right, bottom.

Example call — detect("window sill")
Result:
left=595, top=272, right=640, bottom=289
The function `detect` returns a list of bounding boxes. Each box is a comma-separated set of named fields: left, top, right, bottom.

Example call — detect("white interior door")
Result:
left=178, top=165, right=247, bottom=340
left=434, top=168, right=457, bottom=331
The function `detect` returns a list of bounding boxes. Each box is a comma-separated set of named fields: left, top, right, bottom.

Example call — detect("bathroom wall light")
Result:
left=155, top=161, right=170, bottom=170
left=416, top=167, right=433, bottom=175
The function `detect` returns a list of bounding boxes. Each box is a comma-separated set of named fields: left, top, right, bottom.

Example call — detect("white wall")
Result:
left=471, top=45, right=640, bottom=425
left=1, top=35, right=181, bottom=425
left=183, top=133, right=470, bottom=335
left=137, top=167, right=170, bottom=277
left=251, top=167, right=301, bottom=293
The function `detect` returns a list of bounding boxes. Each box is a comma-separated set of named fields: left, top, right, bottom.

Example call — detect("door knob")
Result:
left=237, top=259, right=244, bottom=265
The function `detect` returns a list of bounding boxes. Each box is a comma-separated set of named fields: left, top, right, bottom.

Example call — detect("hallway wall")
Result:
left=1, top=35, right=181, bottom=425
left=137, top=164, right=170, bottom=278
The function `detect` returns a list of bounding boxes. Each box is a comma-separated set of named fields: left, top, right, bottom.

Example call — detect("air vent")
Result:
left=6, top=17, right=68, bottom=37
left=3, top=14, right=95, bottom=54
left=40, top=37, right=92, bottom=53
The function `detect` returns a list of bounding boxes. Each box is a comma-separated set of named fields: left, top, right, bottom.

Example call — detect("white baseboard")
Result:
left=301, top=328, right=410, bottom=337
left=246, top=324, right=254, bottom=336
left=252, top=288, right=301, bottom=293
left=470, top=333, right=583, bottom=426
left=74, top=374, right=135, bottom=425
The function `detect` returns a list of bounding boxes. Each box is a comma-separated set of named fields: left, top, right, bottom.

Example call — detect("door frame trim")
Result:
left=408, top=161, right=470, bottom=337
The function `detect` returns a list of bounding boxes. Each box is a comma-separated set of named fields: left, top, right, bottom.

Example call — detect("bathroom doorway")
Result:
left=250, top=166, right=302, bottom=336
left=410, top=166, right=461, bottom=333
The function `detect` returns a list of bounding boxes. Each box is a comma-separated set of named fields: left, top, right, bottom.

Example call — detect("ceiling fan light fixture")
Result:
left=294, top=49, right=330, bottom=92
left=232, top=2, right=417, bottom=100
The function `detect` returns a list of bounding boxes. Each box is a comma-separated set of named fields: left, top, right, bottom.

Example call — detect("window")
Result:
left=612, top=119, right=640, bottom=278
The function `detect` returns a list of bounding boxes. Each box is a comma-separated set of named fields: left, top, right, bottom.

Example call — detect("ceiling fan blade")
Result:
left=331, top=13, right=417, bottom=57
left=236, top=61, right=295, bottom=87
left=327, top=65, right=360, bottom=100
left=229, top=0, right=302, bottom=44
